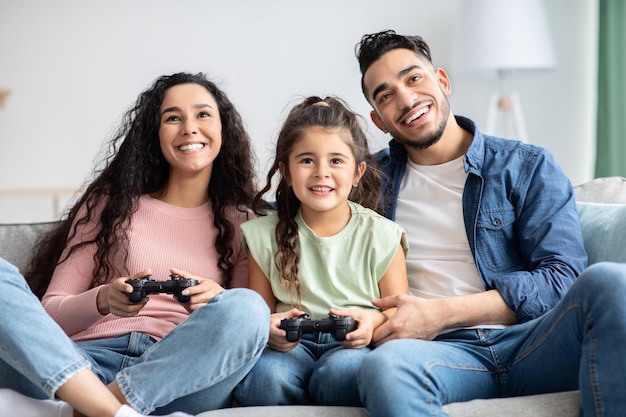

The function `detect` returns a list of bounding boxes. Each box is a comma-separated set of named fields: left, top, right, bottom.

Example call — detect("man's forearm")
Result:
left=437, top=289, right=517, bottom=329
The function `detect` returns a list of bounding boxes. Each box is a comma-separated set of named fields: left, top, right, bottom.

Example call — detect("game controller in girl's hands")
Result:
left=279, top=313, right=357, bottom=342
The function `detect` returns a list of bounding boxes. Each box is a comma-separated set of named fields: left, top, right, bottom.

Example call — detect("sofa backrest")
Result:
left=0, top=222, right=57, bottom=274
left=574, top=176, right=626, bottom=204
left=0, top=177, right=624, bottom=277
left=574, top=176, right=626, bottom=265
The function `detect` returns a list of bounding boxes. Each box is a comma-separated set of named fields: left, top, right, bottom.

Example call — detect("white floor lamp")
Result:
left=450, top=0, right=556, bottom=142
left=485, top=70, right=528, bottom=141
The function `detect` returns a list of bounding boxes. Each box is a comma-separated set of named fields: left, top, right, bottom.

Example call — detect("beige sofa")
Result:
left=1, top=176, right=625, bottom=417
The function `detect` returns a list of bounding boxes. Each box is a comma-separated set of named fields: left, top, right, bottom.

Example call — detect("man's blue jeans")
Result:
left=358, top=262, right=626, bottom=417
left=235, top=332, right=370, bottom=406
left=0, top=258, right=270, bottom=415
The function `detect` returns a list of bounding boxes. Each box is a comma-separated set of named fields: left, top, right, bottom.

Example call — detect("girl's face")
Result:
left=282, top=126, right=365, bottom=220
left=158, top=83, right=222, bottom=179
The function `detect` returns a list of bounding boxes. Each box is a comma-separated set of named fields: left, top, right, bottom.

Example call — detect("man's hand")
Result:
left=371, top=295, right=446, bottom=346
left=371, top=290, right=518, bottom=347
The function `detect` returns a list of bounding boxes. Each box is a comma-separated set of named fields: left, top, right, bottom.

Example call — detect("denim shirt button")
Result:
left=493, top=218, right=501, bottom=226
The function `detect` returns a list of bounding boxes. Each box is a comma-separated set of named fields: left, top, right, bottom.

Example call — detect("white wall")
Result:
left=0, top=0, right=597, bottom=223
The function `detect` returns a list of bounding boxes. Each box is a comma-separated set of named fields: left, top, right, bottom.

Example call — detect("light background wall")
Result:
left=0, top=0, right=597, bottom=223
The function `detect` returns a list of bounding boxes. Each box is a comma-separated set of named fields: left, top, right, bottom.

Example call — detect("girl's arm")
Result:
left=247, top=254, right=276, bottom=312
left=377, top=244, right=409, bottom=319
left=331, top=244, right=408, bottom=349
left=248, top=254, right=304, bottom=352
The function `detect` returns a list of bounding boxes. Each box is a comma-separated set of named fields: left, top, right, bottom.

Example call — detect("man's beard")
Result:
left=393, top=97, right=450, bottom=150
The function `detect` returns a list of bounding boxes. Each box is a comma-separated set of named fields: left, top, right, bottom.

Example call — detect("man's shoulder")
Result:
left=373, top=140, right=406, bottom=167
left=373, top=146, right=391, bottom=162
left=478, top=135, right=553, bottom=169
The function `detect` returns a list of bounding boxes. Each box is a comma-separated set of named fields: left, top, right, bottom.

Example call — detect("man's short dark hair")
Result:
left=355, top=30, right=433, bottom=100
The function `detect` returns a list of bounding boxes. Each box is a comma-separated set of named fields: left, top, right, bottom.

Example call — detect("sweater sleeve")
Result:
left=41, top=222, right=109, bottom=336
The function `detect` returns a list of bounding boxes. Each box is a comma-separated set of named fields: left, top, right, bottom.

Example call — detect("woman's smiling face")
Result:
left=158, top=83, right=223, bottom=178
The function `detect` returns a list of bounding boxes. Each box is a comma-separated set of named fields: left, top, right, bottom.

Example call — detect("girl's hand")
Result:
left=268, top=308, right=306, bottom=352
left=97, top=268, right=152, bottom=317
left=171, top=268, right=225, bottom=313
left=330, top=308, right=386, bottom=349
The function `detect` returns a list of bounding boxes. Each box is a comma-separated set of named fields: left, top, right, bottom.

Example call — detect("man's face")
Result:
left=363, top=48, right=452, bottom=150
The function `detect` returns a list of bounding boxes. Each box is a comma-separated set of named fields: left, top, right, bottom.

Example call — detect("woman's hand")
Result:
left=97, top=268, right=151, bottom=317
left=267, top=308, right=306, bottom=352
left=171, top=268, right=225, bottom=313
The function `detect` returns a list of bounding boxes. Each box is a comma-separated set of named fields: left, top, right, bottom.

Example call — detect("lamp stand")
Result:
left=485, top=90, right=528, bottom=142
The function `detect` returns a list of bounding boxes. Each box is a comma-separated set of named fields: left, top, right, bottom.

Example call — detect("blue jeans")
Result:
left=0, top=258, right=270, bottom=415
left=358, top=262, right=626, bottom=417
left=235, top=332, right=370, bottom=406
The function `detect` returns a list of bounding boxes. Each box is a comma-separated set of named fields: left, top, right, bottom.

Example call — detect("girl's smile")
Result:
left=283, top=126, right=365, bottom=234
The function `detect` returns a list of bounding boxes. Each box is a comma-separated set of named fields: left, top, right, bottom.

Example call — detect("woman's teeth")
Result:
left=178, top=143, right=204, bottom=151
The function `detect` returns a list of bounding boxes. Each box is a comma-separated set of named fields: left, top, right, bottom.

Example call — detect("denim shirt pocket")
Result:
left=475, top=207, right=523, bottom=272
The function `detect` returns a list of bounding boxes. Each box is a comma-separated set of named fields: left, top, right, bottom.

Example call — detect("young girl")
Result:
left=0, top=73, right=269, bottom=417
left=234, top=96, right=408, bottom=406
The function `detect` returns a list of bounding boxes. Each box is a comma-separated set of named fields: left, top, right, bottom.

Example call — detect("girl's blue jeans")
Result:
left=0, top=257, right=270, bottom=415
left=358, top=262, right=626, bottom=417
left=234, top=332, right=370, bottom=406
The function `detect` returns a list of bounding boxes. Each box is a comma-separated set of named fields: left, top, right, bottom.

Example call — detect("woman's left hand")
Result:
left=171, top=268, right=224, bottom=313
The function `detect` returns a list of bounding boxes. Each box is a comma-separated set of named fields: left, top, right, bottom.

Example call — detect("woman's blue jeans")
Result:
left=234, top=332, right=371, bottom=406
left=358, top=262, right=626, bottom=417
left=0, top=258, right=270, bottom=415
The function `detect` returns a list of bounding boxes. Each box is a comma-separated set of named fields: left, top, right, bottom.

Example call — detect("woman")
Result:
left=0, top=72, right=269, bottom=417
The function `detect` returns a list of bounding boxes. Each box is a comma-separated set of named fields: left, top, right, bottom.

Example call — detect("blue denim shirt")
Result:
left=375, top=116, right=587, bottom=323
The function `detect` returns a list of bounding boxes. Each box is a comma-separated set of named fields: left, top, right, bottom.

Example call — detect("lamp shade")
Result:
left=450, top=0, right=556, bottom=75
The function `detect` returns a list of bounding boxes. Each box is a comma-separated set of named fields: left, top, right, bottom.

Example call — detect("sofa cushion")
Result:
left=574, top=176, right=626, bottom=204
left=195, top=391, right=581, bottom=417
left=0, top=222, right=56, bottom=274
left=577, top=202, right=626, bottom=265
left=197, top=406, right=369, bottom=417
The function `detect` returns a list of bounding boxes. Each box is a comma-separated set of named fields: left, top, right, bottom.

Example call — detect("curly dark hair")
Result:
left=355, top=29, right=433, bottom=101
left=253, top=96, right=381, bottom=308
left=27, top=72, right=256, bottom=298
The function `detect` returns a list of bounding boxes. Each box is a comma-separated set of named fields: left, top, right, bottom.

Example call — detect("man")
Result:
left=355, top=29, right=626, bottom=417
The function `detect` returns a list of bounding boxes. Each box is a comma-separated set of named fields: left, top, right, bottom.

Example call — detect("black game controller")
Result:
left=279, top=313, right=357, bottom=342
left=126, top=274, right=199, bottom=303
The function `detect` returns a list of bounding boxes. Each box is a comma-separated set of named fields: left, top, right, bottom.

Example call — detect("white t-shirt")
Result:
left=396, top=155, right=485, bottom=298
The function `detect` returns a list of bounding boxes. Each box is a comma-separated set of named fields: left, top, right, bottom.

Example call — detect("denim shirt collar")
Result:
left=456, top=116, right=484, bottom=176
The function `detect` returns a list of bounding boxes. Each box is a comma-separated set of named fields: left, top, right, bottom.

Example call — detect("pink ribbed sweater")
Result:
left=42, top=195, right=252, bottom=342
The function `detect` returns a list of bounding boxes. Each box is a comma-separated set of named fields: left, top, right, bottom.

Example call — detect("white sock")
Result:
left=114, top=404, right=194, bottom=417
left=0, top=388, right=73, bottom=417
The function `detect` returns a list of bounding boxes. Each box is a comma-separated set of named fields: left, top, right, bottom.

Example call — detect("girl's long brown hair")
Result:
left=253, top=96, right=381, bottom=307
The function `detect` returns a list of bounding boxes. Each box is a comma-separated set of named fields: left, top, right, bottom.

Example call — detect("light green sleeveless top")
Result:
left=241, top=201, right=408, bottom=319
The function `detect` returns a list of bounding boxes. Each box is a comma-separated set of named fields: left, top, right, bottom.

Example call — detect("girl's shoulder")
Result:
left=349, top=201, right=403, bottom=230
left=240, top=210, right=278, bottom=232
left=349, top=201, right=408, bottom=253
